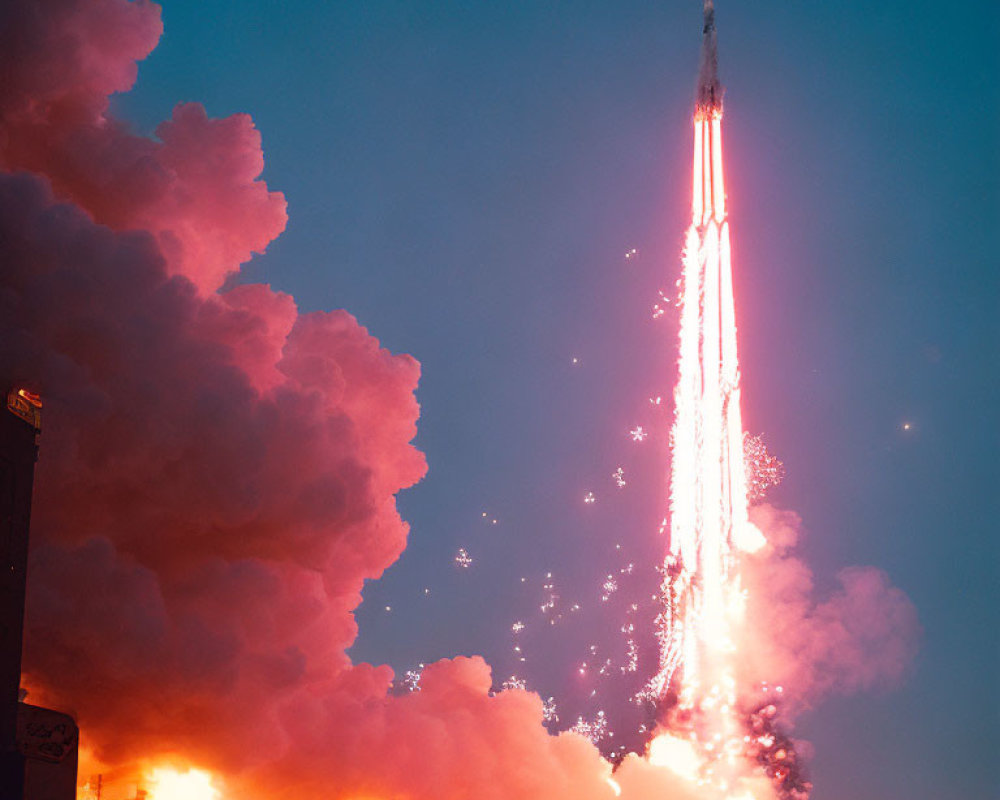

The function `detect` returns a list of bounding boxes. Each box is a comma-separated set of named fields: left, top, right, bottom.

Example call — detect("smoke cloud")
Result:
left=0, top=2, right=918, bottom=798
left=739, top=505, right=920, bottom=708
left=0, top=1, right=284, bottom=292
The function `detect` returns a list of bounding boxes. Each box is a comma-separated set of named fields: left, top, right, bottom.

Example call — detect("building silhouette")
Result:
left=1, top=389, right=77, bottom=800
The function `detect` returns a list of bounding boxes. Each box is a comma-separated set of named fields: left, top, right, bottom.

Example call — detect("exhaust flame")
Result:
left=644, top=7, right=811, bottom=798
left=147, top=767, right=220, bottom=800
left=647, top=732, right=703, bottom=782
left=652, top=101, right=747, bottom=718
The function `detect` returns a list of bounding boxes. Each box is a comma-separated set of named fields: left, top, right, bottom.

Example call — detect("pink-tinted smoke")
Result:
left=0, top=1, right=284, bottom=292
left=739, top=505, right=920, bottom=708
left=0, top=2, right=918, bottom=798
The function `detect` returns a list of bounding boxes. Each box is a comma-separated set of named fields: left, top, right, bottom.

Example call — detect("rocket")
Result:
left=654, top=0, right=763, bottom=709
left=649, top=8, right=812, bottom=796
left=697, top=0, right=722, bottom=111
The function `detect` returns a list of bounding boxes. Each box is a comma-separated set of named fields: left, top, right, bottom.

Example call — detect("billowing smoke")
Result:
left=739, top=505, right=920, bottom=706
left=1, top=2, right=918, bottom=798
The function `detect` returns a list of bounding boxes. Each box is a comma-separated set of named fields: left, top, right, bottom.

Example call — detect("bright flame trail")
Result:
left=654, top=0, right=750, bottom=707
left=648, top=1, right=778, bottom=794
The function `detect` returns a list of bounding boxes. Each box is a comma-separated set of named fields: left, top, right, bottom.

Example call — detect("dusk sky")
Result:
left=121, top=0, right=997, bottom=796
left=3, top=1, right=997, bottom=799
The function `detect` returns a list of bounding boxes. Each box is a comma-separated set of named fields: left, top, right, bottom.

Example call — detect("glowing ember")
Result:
left=652, top=288, right=672, bottom=319
left=629, top=426, right=648, bottom=442
left=540, top=573, right=558, bottom=615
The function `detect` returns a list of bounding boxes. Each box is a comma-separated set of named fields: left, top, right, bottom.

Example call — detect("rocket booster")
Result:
left=697, top=0, right=722, bottom=111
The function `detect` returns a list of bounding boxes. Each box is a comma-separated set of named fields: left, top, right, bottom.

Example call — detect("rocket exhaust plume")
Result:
left=653, top=0, right=746, bottom=708
left=648, top=4, right=810, bottom=797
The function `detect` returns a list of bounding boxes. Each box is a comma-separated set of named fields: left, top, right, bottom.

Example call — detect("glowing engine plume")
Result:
left=653, top=0, right=749, bottom=705
left=646, top=2, right=792, bottom=795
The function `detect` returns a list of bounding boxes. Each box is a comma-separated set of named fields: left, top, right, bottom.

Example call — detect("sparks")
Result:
left=454, top=548, right=473, bottom=568
left=540, top=574, right=558, bottom=614
left=403, top=666, right=424, bottom=692
left=570, top=710, right=610, bottom=745
left=622, top=635, right=639, bottom=674
left=743, top=432, right=785, bottom=502
left=652, top=288, right=672, bottom=319
left=630, top=426, right=648, bottom=442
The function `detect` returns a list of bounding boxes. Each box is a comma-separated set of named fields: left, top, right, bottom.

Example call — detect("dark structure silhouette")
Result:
left=1, top=390, right=77, bottom=800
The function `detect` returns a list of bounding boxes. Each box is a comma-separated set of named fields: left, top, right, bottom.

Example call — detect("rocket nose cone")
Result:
left=703, top=0, right=715, bottom=33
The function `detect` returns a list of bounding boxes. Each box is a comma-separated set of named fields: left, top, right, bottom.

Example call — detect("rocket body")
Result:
left=697, top=0, right=722, bottom=110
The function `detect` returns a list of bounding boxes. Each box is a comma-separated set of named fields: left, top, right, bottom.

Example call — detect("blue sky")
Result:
left=114, top=2, right=998, bottom=797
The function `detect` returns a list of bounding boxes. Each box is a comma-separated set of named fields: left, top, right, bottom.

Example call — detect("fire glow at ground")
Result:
left=146, top=768, right=220, bottom=800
